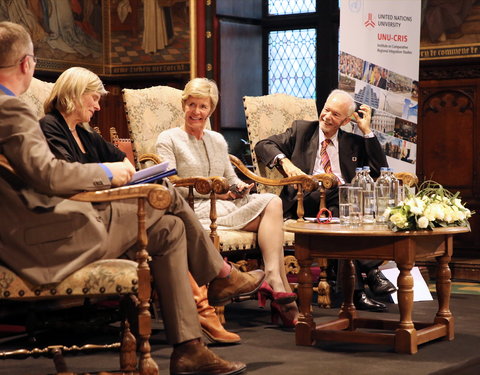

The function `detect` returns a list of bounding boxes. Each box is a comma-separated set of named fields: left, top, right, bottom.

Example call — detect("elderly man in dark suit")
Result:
left=255, top=89, right=396, bottom=312
left=0, top=21, right=262, bottom=375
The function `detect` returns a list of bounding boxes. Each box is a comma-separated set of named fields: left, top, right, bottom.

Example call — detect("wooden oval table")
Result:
left=284, top=221, right=470, bottom=354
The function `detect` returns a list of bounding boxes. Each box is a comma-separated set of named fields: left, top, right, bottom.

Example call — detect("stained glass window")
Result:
left=268, top=0, right=316, bottom=15
left=268, top=29, right=317, bottom=98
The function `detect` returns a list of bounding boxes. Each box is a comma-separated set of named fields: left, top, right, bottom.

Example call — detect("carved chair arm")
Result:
left=230, top=154, right=332, bottom=220
left=311, top=173, right=338, bottom=190
left=69, top=184, right=171, bottom=210
left=133, top=151, right=228, bottom=248
left=169, top=176, right=229, bottom=249
left=1, top=153, right=172, bottom=211
left=310, top=173, right=339, bottom=216
left=138, top=153, right=163, bottom=166
left=229, top=154, right=319, bottom=192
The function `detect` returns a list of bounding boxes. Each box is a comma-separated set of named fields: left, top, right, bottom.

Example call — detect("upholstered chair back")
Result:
left=122, top=85, right=211, bottom=168
left=243, top=93, right=318, bottom=194
left=18, top=77, right=54, bottom=119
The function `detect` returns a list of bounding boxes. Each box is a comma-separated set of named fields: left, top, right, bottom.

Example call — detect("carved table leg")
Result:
left=315, top=256, right=331, bottom=308
left=435, top=235, right=454, bottom=340
left=395, top=238, right=417, bottom=353
left=295, top=235, right=315, bottom=346
left=339, top=259, right=357, bottom=323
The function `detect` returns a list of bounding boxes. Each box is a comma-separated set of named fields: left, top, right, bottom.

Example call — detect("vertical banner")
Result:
left=339, top=0, right=421, bottom=173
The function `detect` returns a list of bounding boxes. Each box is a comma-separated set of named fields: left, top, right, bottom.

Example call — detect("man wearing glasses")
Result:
left=0, top=53, right=38, bottom=69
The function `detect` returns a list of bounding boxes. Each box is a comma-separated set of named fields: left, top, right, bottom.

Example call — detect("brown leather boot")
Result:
left=208, top=265, right=265, bottom=306
left=170, top=338, right=246, bottom=375
left=189, top=274, right=240, bottom=344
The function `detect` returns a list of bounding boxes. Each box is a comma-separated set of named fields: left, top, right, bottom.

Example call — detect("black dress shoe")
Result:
left=353, top=290, right=387, bottom=312
left=367, top=269, right=397, bottom=296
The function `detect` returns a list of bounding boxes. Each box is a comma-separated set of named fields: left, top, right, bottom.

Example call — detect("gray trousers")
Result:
left=102, top=184, right=224, bottom=344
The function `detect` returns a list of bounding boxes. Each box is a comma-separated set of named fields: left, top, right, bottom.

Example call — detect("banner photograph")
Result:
left=339, top=0, right=421, bottom=174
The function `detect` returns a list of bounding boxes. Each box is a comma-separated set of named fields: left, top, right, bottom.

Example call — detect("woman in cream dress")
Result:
left=156, top=78, right=298, bottom=326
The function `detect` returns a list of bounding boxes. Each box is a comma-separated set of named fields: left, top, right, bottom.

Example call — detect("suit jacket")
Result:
left=375, top=77, right=387, bottom=89
left=254, top=120, right=387, bottom=215
left=0, top=92, right=115, bottom=285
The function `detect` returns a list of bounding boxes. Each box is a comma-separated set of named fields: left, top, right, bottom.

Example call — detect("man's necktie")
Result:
left=320, top=139, right=332, bottom=173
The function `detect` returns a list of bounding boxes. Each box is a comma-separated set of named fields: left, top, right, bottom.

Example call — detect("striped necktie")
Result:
left=320, top=139, right=332, bottom=174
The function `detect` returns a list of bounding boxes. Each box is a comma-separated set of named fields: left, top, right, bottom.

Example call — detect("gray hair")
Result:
left=327, top=89, right=356, bottom=116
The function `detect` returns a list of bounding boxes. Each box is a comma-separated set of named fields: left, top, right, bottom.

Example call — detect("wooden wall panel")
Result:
left=421, top=88, right=474, bottom=192
left=419, top=78, right=480, bottom=256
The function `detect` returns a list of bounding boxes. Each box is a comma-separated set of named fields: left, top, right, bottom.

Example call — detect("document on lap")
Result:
left=127, top=161, right=177, bottom=185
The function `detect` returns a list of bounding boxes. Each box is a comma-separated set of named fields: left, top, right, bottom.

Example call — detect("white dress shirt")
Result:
left=313, top=130, right=346, bottom=184
left=312, top=127, right=375, bottom=185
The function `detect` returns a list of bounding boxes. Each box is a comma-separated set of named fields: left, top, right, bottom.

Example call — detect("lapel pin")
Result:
left=352, top=157, right=357, bottom=162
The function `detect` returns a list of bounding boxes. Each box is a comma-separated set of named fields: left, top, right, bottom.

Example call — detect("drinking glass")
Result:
left=339, top=184, right=350, bottom=224
left=362, top=190, right=375, bottom=224
left=376, top=183, right=390, bottom=224
left=348, top=186, right=363, bottom=226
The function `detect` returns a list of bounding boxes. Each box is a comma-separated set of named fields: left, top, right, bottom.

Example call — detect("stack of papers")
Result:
left=128, top=161, right=176, bottom=185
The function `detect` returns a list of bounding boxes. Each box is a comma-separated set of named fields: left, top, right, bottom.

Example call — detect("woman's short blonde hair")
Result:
left=44, top=67, right=108, bottom=114
left=181, top=78, right=219, bottom=115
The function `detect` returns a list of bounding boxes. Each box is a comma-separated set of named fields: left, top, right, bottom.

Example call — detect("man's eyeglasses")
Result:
left=0, top=54, right=37, bottom=69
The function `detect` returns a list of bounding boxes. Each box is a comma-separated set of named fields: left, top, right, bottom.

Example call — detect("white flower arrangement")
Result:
left=384, top=181, right=473, bottom=232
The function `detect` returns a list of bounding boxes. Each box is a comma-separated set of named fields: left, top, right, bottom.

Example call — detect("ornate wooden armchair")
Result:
left=121, top=85, right=326, bottom=256
left=243, top=93, right=319, bottom=194
left=0, top=155, right=171, bottom=375
left=243, top=93, right=419, bottom=307
left=243, top=93, right=337, bottom=306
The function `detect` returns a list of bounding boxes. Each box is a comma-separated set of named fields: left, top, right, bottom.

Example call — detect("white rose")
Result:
left=453, top=198, right=463, bottom=209
left=442, top=206, right=453, bottom=223
left=417, top=216, right=429, bottom=229
left=390, top=212, right=408, bottom=228
left=432, top=203, right=445, bottom=221
left=410, top=199, right=425, bottom=215
left=423, top=206, right=436, bottom=221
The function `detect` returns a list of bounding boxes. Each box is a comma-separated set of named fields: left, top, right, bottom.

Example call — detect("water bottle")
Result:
left=349, top=168, right=364, bottom=225
left=362, top=166, right=375, bottom=223
left=375, top=167, right=390, bottom=224
left=363, top=166, right=375, bottom=191
left=388, top=168, right=404, bottom=204
left=388, top=168, right=402, bottom=207
left=350, top=167, right=364, bottom=188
